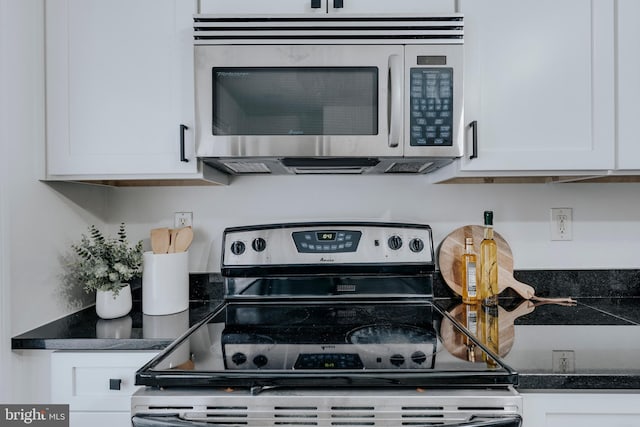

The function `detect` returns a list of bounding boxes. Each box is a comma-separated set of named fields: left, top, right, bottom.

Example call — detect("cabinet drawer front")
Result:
left=70, top=411, right=133, bottom=427
left=51, top=351, right=158, bottom=412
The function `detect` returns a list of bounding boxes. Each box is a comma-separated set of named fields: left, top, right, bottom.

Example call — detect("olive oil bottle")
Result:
left=464, top=303, right=479, bottom=362
left=480, top=211, right=498, bottom=306
left=479, top=304, right=499, bottom=369
left=461, top=237, right=478, bottom=304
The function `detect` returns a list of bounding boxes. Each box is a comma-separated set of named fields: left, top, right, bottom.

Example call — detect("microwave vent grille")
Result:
left=385, top=162, right=434, bottom=174
left=224, top=162, right=272, bottom=174
left=194, top=16, right=463, bottom=45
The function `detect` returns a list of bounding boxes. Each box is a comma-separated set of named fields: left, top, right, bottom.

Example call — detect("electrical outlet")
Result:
left=552, top=350, right=575, bottom=373
left=551, top=208, right=572, bottom=241
left=174, top=212, right=193, bottom=228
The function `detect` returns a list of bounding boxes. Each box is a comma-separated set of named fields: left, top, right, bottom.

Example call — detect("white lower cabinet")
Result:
left=50, top=351, right=158, bottom=427
left=522, top=392, right=640, bottom=427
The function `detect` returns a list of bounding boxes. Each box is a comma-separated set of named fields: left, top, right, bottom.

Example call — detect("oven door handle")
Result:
left=387, top=53, right=402, bottom=148
left=131, top=414, right=522, bottom=427
left=131, top=414, right=196, bottom=426
left=451, top=415, right=522, bottom=427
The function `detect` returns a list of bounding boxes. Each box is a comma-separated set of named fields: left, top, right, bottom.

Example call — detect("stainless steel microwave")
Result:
left=193, top=15, right=464, bottom=175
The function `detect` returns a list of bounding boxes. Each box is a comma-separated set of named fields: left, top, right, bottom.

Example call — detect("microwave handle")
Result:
left=388, top=54, right=402, bottom=148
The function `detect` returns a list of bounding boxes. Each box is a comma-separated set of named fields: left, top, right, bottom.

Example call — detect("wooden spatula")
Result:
left=150, top=227, right=170, bottom=254
left=174, top=226, right=193, bottom=253
left=168, top=228, right=180, bottom=253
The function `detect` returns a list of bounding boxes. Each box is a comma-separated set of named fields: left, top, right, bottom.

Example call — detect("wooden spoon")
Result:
left=173, top=226, right=193, bottom=253
left=168, top=228, right=179, bottom=253
left=150, top=227, right=170, bottom=254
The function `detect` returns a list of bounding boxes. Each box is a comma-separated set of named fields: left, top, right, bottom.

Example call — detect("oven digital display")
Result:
left=294, top=353, right=364, bottom=369
left=317, top=232, right=336, bottom=241
left=292, top=230, right=362, bottom=253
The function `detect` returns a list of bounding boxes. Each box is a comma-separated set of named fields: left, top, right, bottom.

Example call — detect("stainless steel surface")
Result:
left=132, top=387, right=522, bottom=426
left=222, top=222, right=434, bottom=268
left=193, top=16, right=464, bottom=175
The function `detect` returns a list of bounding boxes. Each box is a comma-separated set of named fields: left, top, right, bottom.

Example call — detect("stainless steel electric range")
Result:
left=132, top=222, right=522, bottom=427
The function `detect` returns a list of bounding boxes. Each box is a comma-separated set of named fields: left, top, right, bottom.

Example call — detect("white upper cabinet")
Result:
left=457, top=0, right=615, bottom=173
left=199, top=0, right=455, bottom=15
left=616, top=0, right=640, bottom=171
left=45, top=0, right=226, bottom=184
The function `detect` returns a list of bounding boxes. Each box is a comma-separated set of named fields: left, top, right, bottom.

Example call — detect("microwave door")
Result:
left=194, top=45, right=404, bottom=159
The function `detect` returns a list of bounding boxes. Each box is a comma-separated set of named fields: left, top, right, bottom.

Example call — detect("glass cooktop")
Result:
left=136, top=298, right=517, bottom=389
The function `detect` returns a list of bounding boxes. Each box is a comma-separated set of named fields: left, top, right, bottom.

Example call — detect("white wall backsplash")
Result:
left=1, top=0, right=112, bottom=403
left=109, top=175, right=640, bottom=272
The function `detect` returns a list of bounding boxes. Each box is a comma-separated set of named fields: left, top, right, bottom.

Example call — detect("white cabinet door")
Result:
left=329, top=0, right=455, bottom=14
left=45, top=0, right=217, bottom=180
left=459, top=0, right=615, bottom=172
left=523, top=393, right=640, bottom=427
left=200, top=0, right=455, bottom=15
left=200, top=0, right=328, bottom=14
left=616, top=0, right=640, bottom=170
left=51, top=350, right=158, bottom=427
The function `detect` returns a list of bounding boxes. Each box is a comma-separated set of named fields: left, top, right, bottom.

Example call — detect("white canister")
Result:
left=142, top=251, right=189, bottom=315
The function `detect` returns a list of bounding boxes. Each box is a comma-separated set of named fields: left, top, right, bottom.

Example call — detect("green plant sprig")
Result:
left=71, top=223, right=143, bottom=295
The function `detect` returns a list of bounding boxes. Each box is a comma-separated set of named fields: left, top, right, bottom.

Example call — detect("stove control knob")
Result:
left=252, top=237, right=267, bottom=252
left=231, top=352, right=247, bottom=366
left=387, top=235, right=403, bottom=250
left=230, top=241, right=246, bottom=255
left=389, top=354, right=405, bottom=367
left=409, top=238, right=424, bottom=253
left=411, top=351, right=427, bottom=365
left=253, top=354, right=268, bottom=368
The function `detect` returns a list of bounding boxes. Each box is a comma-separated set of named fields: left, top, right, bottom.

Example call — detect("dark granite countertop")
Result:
left=435, top=297, right=640, bottom=390
left=12, top=270, right=640, bottom=391
left=11, top=300, right=223, bottom=351
left=11, top=274, right=225, bottom=351
left=434, top=268, right=640, bottom=390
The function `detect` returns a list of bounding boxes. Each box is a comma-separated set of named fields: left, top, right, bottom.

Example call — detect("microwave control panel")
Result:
left=409, top=68, right=453, bottom=147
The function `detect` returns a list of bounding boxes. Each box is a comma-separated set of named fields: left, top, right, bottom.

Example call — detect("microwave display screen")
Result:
left=409, top=68, right=453, bottom=147
left=416, top=56, right=447, bottom=66
left=212, top=67, right=378, bottom=136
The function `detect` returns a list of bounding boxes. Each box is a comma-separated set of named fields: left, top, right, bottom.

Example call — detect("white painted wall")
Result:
left=0, top=0, right=109, bottom=402
left=110, top=176, right=640, bottom=273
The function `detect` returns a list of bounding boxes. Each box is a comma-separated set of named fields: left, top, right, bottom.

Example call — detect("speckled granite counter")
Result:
left=11, top=300, right=224, bottom=351
left=435, top=269, right=640, bottom=390
left=12, top=270, right=640, bottom=390
left=11, top=274, right=224, bottom=351
left=436, top=297, right=640, bottom=390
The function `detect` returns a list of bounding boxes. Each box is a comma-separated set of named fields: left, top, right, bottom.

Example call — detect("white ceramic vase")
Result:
left=95, top=284, right=132, bottom=319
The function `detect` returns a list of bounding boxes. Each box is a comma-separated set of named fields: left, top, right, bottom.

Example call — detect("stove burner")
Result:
left=347, top=324, right=435, bottom=345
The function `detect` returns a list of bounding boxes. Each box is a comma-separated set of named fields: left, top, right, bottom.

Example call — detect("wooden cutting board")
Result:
left=438, top=225, right=536, bottom=299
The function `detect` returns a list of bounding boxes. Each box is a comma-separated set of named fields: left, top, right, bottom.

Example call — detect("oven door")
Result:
left=132, top=414, right=522, bottom=426
left=194, top=44, right=404, bottom=159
